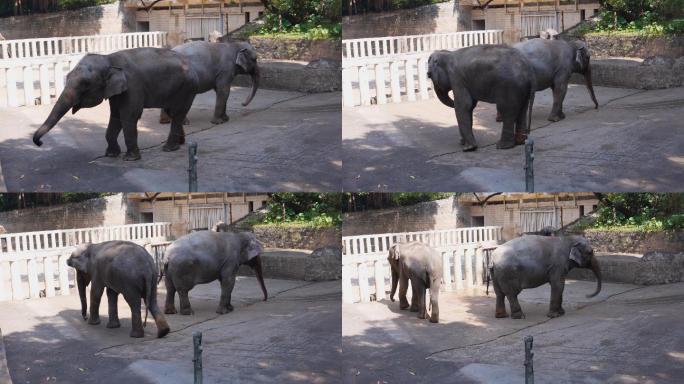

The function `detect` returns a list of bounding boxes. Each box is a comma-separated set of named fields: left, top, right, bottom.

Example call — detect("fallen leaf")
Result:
left=78, top=368, right=86, bottom=372
left=72, top=175, right=80, bottom=180
left=409, top=370, right=416, bottom=375
left=409, top=175, right=416, bottom=180
left=19, top=174, right=25, bottom=179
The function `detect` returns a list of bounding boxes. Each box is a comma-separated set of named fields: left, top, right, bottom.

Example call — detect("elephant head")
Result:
left=571, top=41, right=599, bottom=109
left=67, top=243, right=94, bottom=320
left=427, top=51, right=455, bottom=109
left=387, top=244, right=401, bottom=302
left=33, top=54, right=127, bottom=146
left=234, top=43, right=260, bottom=107
left=239, top=232, right=268, bottom=301
left=567, top=237, right=602, bottom=298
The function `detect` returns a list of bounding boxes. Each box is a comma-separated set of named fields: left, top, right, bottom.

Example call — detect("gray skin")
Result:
left=387, top=242, right=443, bottom=323
left=496, top=39, right=598, bottom=122
left=159, top=40, right=259, bottom=125
left=67, top=241, right=170, bottom=338
left=163, top=231, right=267, bottom=315
left=33, top=48, right=199, bottom=160
left=427, top=45, right=536, bottom=151
left=490, top=235, right=602, bottom=320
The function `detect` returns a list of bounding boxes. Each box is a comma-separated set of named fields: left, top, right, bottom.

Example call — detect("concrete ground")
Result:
left=0, top=88, right=341, bottom=192
left=342, top=85, right=684, bottom=191
left=342, top=280, right=684, bottom=384
left=0, top=278, right=341, bottom=384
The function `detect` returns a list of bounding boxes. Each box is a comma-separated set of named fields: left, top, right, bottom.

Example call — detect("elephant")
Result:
left=66, top=241, right=170, bottom=338
left=159, top=40, right=259, bottom=125
left=33, top=47, right=199, bottom=160
left=427, top=45, right=536, bottom=151
left=387, top=242, right=443, bottom=323
left=504, top=38, right=599, bottom=123
left=490, top=235, right=602, bottom=320
left=163, top=230, right=267, bottom=315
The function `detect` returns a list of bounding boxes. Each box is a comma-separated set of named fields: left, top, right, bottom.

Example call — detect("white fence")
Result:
left=0, top=32, right=168, bottom=108
left=342, top=227, right=502, bottom=304
left=0, top=223, right=172, bottom=302
left=342, top=30, right=503, bottom=107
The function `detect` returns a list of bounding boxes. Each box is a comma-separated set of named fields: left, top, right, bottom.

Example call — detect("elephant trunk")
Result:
left=433, top=86, right=455, bottom=109
left=249, top=254, right=268, bottom=301
left=583, top=66, right=599, bottom=109
left=389, top=264, right=399, bottom=302
left=242, top=65, right=259, bottom=107
left=76, top=270, right=91, bottom=320
left=33, top=89, right=77, bottom=146
left=586, top=255, right=602, bottom=298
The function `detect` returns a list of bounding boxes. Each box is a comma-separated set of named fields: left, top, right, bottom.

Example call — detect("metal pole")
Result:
left=524, top=336, right=534, bottom=384
left=188, top=142, right=198, bottom=192
left=193, top=331, right=203, bottom=384
left=524, top=139, right=534, bottom=192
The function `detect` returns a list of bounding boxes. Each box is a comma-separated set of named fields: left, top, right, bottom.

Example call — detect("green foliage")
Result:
left=591, top=193, right=684, bottom=231
left=58, top=0, right=115, bottom=10
left=258, top=193, right=342, bottom=227
left=257, top=0, right=341, bottom=39
left=0, top=0, right=115, bottom=17
left=590, top=0, right=684, bottom=35
left=343, top=0, right=447, bottom=15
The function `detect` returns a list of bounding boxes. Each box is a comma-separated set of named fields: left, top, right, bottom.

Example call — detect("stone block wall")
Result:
left=581, top=230, right=684, bottom=254
left=0, top=3, right=136, bottom=40
left=248, top=37, right=341, bottom=62
left=252, top=226, right=341, bottom=250
left=585, top=34, right=684, bottom=59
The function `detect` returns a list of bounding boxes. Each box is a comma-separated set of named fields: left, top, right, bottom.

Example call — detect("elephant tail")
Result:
left=526, top=79, right=535, bottom=135
left=158, top=260, right=168, bottom=285
left=144, top=274, right=155, bottom=328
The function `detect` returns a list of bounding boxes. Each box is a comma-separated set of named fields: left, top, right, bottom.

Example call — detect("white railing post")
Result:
left=374, top=259, right=386, bottom=301
left=358, top=262, right=370, bottom=303
left=44, top=255, right=55, bottom=297
left=27, top=257, right=40, bottom=298
left=10, top=260, right=24, bottom=300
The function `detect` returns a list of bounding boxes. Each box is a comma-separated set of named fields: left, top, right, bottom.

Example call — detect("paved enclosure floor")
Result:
left=0, top=278, right=341, bottom=384
left=343, top=281, right=684, bottom=384
left=343, top=86, right=684, bottom=191
left=0, top=88, right=342, bottom=191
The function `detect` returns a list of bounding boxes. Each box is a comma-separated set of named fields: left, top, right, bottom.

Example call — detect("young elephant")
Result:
left=490, top=235, right=602, bottom=320
left=163, top=230, right=267, bottom=315
left=67, top=241, right=170, bottom=338
left=387, top=242, right=443, bottom=323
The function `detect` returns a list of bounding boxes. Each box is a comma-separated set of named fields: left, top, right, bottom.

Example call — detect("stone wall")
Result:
left=580, top=230, right=684, bottom=254
left=252, top=226, right=341, bottom=250
left=572, top=57, right=684, bottom=89
left=342, top=197, right=463, bottom=236
left=248, top=36, right=340, bottom=62
left=238, top=247, right=341, bottom=281
left=342, top=1, right=469, bottom=39
left=0, top=194, right=135, bottom=233
left=586, top=34, right=684, bottom=59
left=0, top=3, right=136, bottom=40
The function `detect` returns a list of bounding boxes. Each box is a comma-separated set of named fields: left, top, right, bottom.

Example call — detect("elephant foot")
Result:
left=179, top=307, right=193, bottom=315
left=399, top=303, right=410, bottom=310
left=159, top=117, right=171, bottom=124
left=462, top=143, right=478, bottom=152
left=164, top=306, right=177, bottom=315
left=210, top=115, right=229, bottom=125
left=216, top=304, right=234, bottom=314
left=496, top=140, right=516, bottom=149
left=178, top=135, right=186, bottom=145
left=515, top=133, right=528, bottom=145
left=104, top=146, right=121, bottom=157
left=547, top=112, right=565, bottom=122
left=417, top=312, right=428, bottom=320
left=162, top=143, right=181, bottom=152
left=156, top=317, right=170, bottom=339
left=511, top=311, right=526, bottom=320
left=429, top=314, right=439, bottom=323
left=88, top=317, right=101, bottom=325
left=495, top=113, right=503, bottom=122
left=123, top=150, right=141, bottom=161
left=130, top=328, right=145, bottom=338
left=106, top=319, right=121, bottom=328
left=547, top=308, right=565, bottom=318
left=409, top=305, right=419, bottom=312
left=495, top=308, right=509, bottom=318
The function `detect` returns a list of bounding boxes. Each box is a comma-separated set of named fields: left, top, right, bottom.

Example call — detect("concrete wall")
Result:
left=0, top=3, right=136, bottom=40
left=0, top=194, right=134, bottom=233
left=572, top=57, right=684, bottom=90
left=252, top=226, right=341, bottom=250
left=342, top=197, right=463, bottom=236
left=586, top=34, right=684, bottom=59
left=580, top=230, right=684, bottom=254
left=342, top=1, right=470, bottom=39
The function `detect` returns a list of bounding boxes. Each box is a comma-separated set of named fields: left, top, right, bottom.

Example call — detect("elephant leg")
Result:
left=428, top=280, right=440, bottom=323
left=163, top=100, right=193, bottom=152
left=409, top=278, right=419, bottom=312
left=508, top=293, right=525, bottom=319
left=211, top=86, right=231, bottom=124
left=410, top=276, right=428, bottom=320
left=398, top=271, right=410, bottom=310
left=216, top=273, right=237, bottom=314
left=455, top=96, right=478, bottom=151
left=514, top=102, right=529, bottom=145
left=124, top=293, right=144, bottom=338
left=105, top=100, right=122, bottom=157
left=146, top=295, right=170, bottom=339
left=178, top=290, right=193, bottom=315
left=496, top=101, right=518, bottom=149
left=164, top=274, right=177, bottom=315
left=547, top=278, right=566, bottom=318
left=548, top=79, right=568, bottom=122
left=159, top=109, right=171, bottom=124
left=106, top=287, right=121, bottom=328
left=88, top=283, right=105, bottom=325
left=493, top=278, right=508, bottom=318
left=119, top=104, right=143, bottom=161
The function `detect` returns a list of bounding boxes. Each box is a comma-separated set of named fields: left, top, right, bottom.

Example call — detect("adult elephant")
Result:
left=427, top=45, right=535, bottom=151
left=67, top=241, right=170, bottom=338
left=160, top=40, right=259, bottom=125
left=387, top=242, right=443, bottom=323
left=163, top=230, right=267, bottom=315
left=32, top=48, right=199, bottom=160
left=490, top=235, right=602, bottom=320
left=510, top=38, right=599, bottom=122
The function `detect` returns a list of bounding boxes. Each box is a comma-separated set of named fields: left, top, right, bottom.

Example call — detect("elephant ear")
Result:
left=574, top=43, right=590, bottom=73
left=242, top=232, right=262, bottom=261
left=104, top=66, right=127, bottom=99
left=235, top=48, right=251, bottom=72
left=569, top=242, right=585, bottom=266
